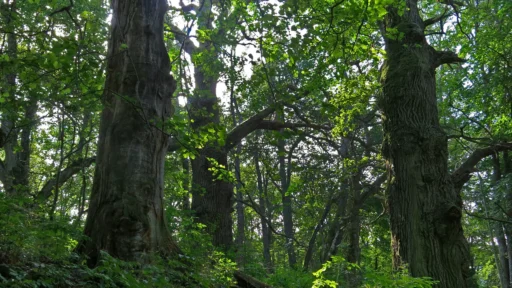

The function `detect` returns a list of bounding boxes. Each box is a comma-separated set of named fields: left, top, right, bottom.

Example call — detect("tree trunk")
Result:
left=278, top=136, right=297, bottom=267
left=303, top=189, right=333, bottom=271
left=186, top=0, right=234, bottom=250
left=255, top=149, right=273, bottom=273
left=78, top=0, right=178, bottom=266
left=322, top=181, right=349, bottom=264
left=0, top=1, right=20, bottom=195
left=345, top=174, right=362, bottom=288
left=496, top=224, right=511, bottom=288
left=191, top=147, right=234, bottom=249
left=231, top=86, right=246, bottom=264
left=504, top=151, right=512, bottom=287
left=379, top=1, right=472, bottom=286
left=181, top=157, right=191, bottom=210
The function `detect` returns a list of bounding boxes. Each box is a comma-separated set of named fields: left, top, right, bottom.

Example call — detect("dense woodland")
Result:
left=0, top=0, right=511, bottom=287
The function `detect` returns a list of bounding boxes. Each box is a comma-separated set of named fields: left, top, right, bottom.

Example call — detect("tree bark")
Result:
left=504, top=151, right=512, bottom=287
left=279, top=135, right=297, bottom=267
left=231, top=89, right=246, bottom=265
left=255, top=148, right=273, bottom=273
left=178, top=0, right=234, bottom=250
left=322, top=183, right=348, bottom=263
left=0, top=0, right=27, bottom=196
left=78, top=0, right=178, bottom=266
left=303, top=189, right=333, bottom=271
left=345, top=173, right=362, bottom=288
left=496, top=223, right=511, bottom=288
left=379, top=1, right=472, bottom=286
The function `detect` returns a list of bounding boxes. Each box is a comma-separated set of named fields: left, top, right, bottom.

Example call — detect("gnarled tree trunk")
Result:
left=78, top=0, right=178, bottom=265
left=379, top=1, right=472, bottom=286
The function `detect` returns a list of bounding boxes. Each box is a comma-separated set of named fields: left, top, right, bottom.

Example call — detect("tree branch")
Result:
left=239, top=197, right=305, bottom=248
left=178, top=0, right=199, bottom=13
left=424, top=10, right=451, bottom=27
left=168, top=23, right=197, bottom=55
left=358, top=173, right=386, bottom=206
left=452, top=143, right=512, bottom=192
left=37, top=157, right=96, bottom=201
left=225, top=116, right=331, bottom=152
left=255, top=120, right=331, bottom=133
left=224, top=105, right=278, bottom=151
left=464, top=206, right=512, bottom=225
left=433, top=50, right=465, bottom=69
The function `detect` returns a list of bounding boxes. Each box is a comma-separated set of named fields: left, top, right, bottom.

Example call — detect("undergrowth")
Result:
left=0, top=194, right=236, bottom=288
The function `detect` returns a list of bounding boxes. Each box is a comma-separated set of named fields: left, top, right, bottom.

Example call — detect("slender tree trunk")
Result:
left=303, top=189, right=333, bottom=271
left=504, top=151, right=512, bottom=287
left=230, top=81, right=245, bottom=264
left=379, top=1, right=472, bottom=286
left=278, top=136, right=297, bottom=267
left=496, top=224, right=511, bottom=288
left=491, top=154, right=511, bottom=288
left=255, top=149, right=273, bottom=273
left=78, top=0, right=178, bottom=266
left=49, top=115, right=66, bottom=221
left=345, top=174, right=362, bottom=288
left=181, top=157, right=191, bottom=210
left=322, top=182, right=349, bottom=263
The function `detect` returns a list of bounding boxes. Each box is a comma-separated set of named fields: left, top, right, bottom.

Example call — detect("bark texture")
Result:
left=79, top=0, right=178, bottom=265
left=379, top=1, right=472, bottom=286
left=255, top=149, right=273, bottom=273
left=0, top=1, right=35, bottom=196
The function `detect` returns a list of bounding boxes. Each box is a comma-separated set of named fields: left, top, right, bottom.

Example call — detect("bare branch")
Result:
left=424, top=10, right=452, bottom=27
left=452, top=143, right=512, bottom=192
left=239, top=197, right=305, bottom=248
left=433, top=50, right=465, bottom=69
left=358, top=173, right=386, bottom=206
left=168, top=23, right=197, bottom=55
left=224, top=105, right=279, bottom=151
left=37, top=157, right=96, bottom=201
left=464, top=206, right=512, bottom=225
left=255, top=120, right=331, bottom=133
left=179, top=0, right=199, bottom=13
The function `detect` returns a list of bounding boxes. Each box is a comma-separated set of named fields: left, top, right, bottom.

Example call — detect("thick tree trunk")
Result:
left=78, top=0, right=178, bottom=265
left=0, top=1, right=20, bottom=195
left=191, top=147, right=234, bottom=249
left=188, top=66, right=233, bottom=249
left=379, top=1, right=472, bottom=286
left=186, top=0, right=234, bottom=250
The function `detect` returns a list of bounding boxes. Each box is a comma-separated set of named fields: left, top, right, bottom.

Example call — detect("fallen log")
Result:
left=234, top=271, right=272, bottom=288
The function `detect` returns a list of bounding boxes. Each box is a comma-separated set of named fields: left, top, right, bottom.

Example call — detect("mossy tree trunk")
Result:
left=79, top=0, right=178, bottom=265
left=379, top=1, right=472, bottom=286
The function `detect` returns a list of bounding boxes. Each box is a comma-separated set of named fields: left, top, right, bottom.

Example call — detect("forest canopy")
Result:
left=0, top=0, right=511, bottom=287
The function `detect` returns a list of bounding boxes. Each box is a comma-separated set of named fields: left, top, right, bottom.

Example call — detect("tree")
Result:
left=379, top=1, right=473, bottom=286
left=78, top=0, right=179, bottom=265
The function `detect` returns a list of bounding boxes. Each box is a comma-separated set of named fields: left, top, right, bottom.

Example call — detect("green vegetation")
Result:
left=1, top=0, right=511, bottom=287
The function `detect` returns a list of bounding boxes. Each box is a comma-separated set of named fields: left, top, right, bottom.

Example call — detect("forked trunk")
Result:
left=79, top=0, right=178, bottom=265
